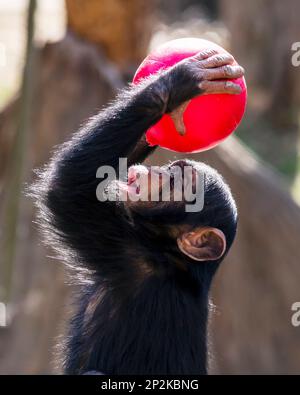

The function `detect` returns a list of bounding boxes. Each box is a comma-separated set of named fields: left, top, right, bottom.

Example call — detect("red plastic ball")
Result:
left=133, top=38, right=247, bottom=153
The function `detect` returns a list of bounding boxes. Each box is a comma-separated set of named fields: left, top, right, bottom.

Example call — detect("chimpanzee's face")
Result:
left=113, top=160, right=237, bottom=263
left=118, top=159, right=202, bottom=209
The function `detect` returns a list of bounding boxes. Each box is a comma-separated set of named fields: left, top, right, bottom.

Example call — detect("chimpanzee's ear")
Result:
left=177, top=227, right=226, bottom=261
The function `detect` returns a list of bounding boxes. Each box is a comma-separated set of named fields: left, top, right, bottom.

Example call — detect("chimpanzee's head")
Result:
left=114, top=159, right=237, bottom=274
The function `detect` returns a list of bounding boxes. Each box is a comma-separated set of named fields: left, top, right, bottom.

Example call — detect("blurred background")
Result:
left=0, top=0, right=300, bottom=374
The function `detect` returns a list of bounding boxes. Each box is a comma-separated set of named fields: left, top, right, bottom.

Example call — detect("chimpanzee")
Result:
left=32, top=49, right=244, bottom=374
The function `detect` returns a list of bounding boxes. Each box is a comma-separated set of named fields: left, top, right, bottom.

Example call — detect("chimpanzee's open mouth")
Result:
left=127, top=175, right=140, bottom=194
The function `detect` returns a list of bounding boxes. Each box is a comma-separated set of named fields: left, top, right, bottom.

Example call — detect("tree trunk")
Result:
left=1, top=0, right=37, bottom=306
left=65, top=0, right=155, bottom=75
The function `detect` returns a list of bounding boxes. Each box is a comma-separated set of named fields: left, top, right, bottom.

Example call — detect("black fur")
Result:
left=32, top=60, right=238, bottom=375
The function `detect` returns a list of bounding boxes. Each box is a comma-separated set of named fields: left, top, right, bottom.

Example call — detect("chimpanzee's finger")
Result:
left=200, top=53, right=235, bottom=69
left=203, top=65, right=245, bottom=80
left=192, top=49, right=219, bottom=61
left=198, top=80, right=242, bottom=94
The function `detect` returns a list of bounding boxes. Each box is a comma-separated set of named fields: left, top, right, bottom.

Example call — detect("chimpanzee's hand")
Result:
left=163, top=49, right=245, bottom=114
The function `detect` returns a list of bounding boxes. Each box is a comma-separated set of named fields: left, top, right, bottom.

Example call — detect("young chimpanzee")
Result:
left=33, top=49, right=244, bottom=374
